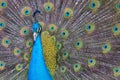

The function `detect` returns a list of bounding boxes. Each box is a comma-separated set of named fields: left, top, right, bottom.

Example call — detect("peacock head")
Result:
left=32, top=22, right=42, bottom=33
left=32, top=10, right=42, bottom=33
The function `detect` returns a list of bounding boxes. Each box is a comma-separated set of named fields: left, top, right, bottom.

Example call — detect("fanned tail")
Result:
left=0, top=0, right=120, bottom=80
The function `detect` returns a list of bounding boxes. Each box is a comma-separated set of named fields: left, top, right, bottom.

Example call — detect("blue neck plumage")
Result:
left=28, top=22, right=52, bottom=80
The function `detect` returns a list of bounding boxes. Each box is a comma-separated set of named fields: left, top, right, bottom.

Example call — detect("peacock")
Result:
left=0, top=0, right=120, bottom=80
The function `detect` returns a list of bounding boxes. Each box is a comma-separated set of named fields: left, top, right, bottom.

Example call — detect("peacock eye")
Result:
left=65, top=12, right=70, bottom=17
left=1, top=3, right=5, bottom=6
left=0, top=63, right=4, bottom=67
left=114, top=27, right=118, bottom=31
left=0, top=1, right=7, bottom=8
left=15, top=64, right=23, bottom=71
left=1, top=37, right=11, bottom=48
left=113, top=67, right=120, bottom=77
left=64, top=52, right=66, bottom=55
left=25, top=10, right=30, bottom=15
left=114, top=68, right=118, bottom=72
left=24, top=30, right=27, bottom=34
left=24, top=53, right=30, bottom=61
left=89, top=59, right=93, bottom=63
left=29, top=42, right=32, bottom=46
left=89, top=0, right=100, bottom=10
left=13, top=48, right=21, bottom=57
left=5, top=39, right=10, bottom=44
left=20, top=27, right=30, bottom=36
left=49, top=24, right=58, bottom=32
left=5, top=40, right=8, bottom=43
left=45, top=6, right=51, bottom=11
left=60, top=66, right=66, bottom=73
left=116, top=3, right=120, bottom=13
left=73, top=63, right=81, bottom=72
left=64, top=8, right=73, bottom=19
left=75, top=65, right=78, bottom=68
left=0, top=19, right=6, bottom=30
left=85, top=23, right=96, bottom=34
left=43, top=2, right=54, bottom=13
left=26, top=39, right=33, bottom=48
left=115, top=69, right=119, bottom=72
left=117, top=3, right=120, bottom=9
left=62, top=51, right=69, bottom=60
left=62, top=32, right=65, bottom=35
left=21, top=6, right=32, bottom=16
left=60, top=29, right=69, bottom=39
left=102, top=43, right=112, bottom=54
left=74, top=39, right=83, bottom=50
left=24, top=30, right=28, bottom=34
left=90, top=2, right=96, bottom=8
left=112, top=24, right=120, bottom=36
left=17, top=50, right=20, bottom=53
left=1, top=2, right=6, bottom=7
left=0, top=23, right=3, bottom=27
left=76, top=42, right=80, bottom=46
left=103, top=44, right=107, bottom=49
left=51, top=27, right=54, bottom=30
left=0, top=61, right=5, bottom=70
left=56, top=42, right=62, bottom=50
left=0, top=64, right=3, bottom=66
left=86, top=25, right=91, bottom=30
left=0, top=22, right=4, bottom=27
left=88, top=58, right=96, bottom=68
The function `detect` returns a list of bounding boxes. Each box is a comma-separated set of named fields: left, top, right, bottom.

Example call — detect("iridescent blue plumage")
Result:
left=32, top=22, right=40, bottom=32
left=28, top=22, right=52, bottom=80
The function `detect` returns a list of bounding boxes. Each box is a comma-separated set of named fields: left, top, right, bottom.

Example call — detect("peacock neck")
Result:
left=28, top=35, right=52, bottom=80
